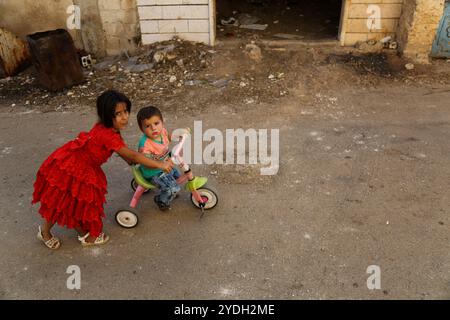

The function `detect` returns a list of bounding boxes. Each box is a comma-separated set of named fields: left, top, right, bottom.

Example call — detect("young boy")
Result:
left=136, top=106, right=181, bottom=211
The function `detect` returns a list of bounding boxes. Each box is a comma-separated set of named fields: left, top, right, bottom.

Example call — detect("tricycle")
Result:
left=115, top=131, right=218, bottom=228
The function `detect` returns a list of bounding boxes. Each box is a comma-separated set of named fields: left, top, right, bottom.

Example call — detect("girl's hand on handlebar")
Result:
left=160, top=160, right=173, bottom=173
left=179, top=128, right=191, bottom=138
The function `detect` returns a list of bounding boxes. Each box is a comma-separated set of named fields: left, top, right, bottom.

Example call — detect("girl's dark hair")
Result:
left=96, top=90, right=131, bottom=128
left=137, top=106, right=163, bottom=130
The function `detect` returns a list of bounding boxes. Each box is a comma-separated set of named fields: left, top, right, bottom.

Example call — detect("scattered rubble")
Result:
left=273, top=33, right=305, bottom=40
left=240, top=24, right=268, bottom=31
left=0, top=37, right=216, bottom=110
left=1, top=36, right=450, bottom=114
left=244, top=43, right=263, bottom=62
left=221, top=17, right=238, bottom=27
left=405, top=63, right=415, bottom=70
left=237, top=13, right=260, bottom=25
left=93, top=57, right=119, bottom=71
left=356, top=39, right=384, bottom=53
left=357, top=37, right=399, bottom=53
left=220, top=12, right=268, bottom=31
left=210, top=78, right=232, bottom=88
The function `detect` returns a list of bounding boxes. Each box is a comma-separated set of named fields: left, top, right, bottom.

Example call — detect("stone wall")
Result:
left=0, top=0, right=141, bottom=58
left=73, top=0, right=107, bottom=57
left=98, top=0, right=140, bottom=56
left=0, top=0, right=79, bottom=43
left=397, top=0, right=445, bottom=63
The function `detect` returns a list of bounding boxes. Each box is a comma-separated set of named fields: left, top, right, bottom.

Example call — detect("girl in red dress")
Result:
left=32, top=90, right=174, bottom=249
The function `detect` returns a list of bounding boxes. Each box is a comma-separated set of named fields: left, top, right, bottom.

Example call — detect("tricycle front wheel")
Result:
left=191, top=188, right=218, bottom=210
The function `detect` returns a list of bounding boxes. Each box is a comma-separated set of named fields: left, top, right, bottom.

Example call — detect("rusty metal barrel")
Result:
left=26, top=29, right=84, bottom=91
left=0, top=28, right=31, bottom=78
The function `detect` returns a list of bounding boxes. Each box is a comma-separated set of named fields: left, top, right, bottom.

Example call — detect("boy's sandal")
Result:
left=154, top=196, right=171, bottom=211
left=78, top=232, right=110, bottom=247
left=37, top=226, right=61, bottom=250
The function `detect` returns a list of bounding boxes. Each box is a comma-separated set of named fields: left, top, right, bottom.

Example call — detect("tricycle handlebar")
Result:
left=172, top=133, right=189, bottom=158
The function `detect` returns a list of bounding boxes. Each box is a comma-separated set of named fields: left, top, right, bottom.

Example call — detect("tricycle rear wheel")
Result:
left=115, top=207, right=139, bottom=228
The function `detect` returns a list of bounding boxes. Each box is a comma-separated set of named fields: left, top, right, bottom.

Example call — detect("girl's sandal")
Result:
left=78, top=232, right=110, bottom=247
left=37, top=226, right=61, bottom=250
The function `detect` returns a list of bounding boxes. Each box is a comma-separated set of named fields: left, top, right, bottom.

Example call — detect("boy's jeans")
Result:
left=150, top=169, right=181, bottom=206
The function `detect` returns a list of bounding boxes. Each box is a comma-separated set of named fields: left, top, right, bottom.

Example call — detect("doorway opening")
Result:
left=216, top=0, right=344, bottom=41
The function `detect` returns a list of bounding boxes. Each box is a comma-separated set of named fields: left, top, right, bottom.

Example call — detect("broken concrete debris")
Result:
left=239, top=24, right=268, bottom=31
left=210, top=78, right=231, bottom=88
left=273, top=33, right=305, bottom=40
left=93, top=39, right=206, bottom=75
left=185, top=79, right=203, bottom=86
left=93, top=56, right=120, bottom=71
left=125, top=63, right=154, bottom=73
left=380, top=36, right=398, bottom=50
left=356, top=39, right=384, bottom=53
left=176, top=59, right=184, bottom=68
left=244, top=44, right=263, bottom=62
left=237, top=13, right=260, bottom=25
left=78, top=49, right=93, bottom=68
left=388, top=42, right=398, bottom=50
left=220, top=13, right=267, bottom=31
left=119, top=55, right=154, bottom=73
left=380, top=36, right=392, bottom=44
left=221, top=17, right=238, bottom=27
left=4, top=32, right=447, bottom=117
left=0, top=37, right=222, bottom=110
left=357, top=37, right=399, bottom=53
left=184, top=78, right=233, bottom=88
left=153, top=51, right=165, bottom=63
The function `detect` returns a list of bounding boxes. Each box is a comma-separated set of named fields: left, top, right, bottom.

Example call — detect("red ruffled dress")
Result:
left=32, top=123, right=126, bottom=237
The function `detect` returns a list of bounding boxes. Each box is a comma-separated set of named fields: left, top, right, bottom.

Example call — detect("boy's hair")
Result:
left=137, top=106, right=163, bottom=130
left=96, top=90, right=131, bottom=128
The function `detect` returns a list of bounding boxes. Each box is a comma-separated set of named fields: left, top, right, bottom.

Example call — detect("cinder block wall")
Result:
left=137, top=0, right=214, bottom=45
left=397, top=0, right=445, bottom=63
left=340, top=0, right=404, bottom=46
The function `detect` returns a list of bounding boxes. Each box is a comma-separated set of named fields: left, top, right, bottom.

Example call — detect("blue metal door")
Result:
left=431, top=1, right=450, bottom=58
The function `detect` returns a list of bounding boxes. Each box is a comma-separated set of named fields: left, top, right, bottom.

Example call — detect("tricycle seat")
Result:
left=132, top=165, right=158, bottom=190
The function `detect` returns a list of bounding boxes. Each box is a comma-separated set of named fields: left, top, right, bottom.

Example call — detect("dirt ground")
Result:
left=0, top=39, right=449, bottom=299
